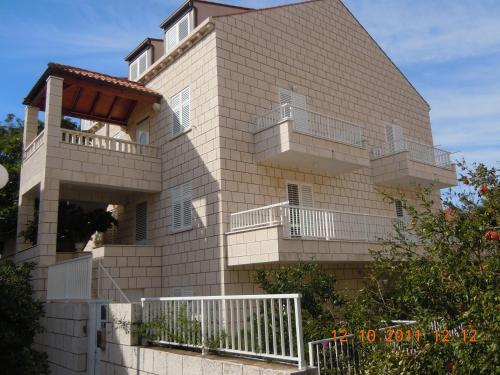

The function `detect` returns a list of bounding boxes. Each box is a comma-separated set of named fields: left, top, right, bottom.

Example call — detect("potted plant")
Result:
left=57, top=202, right=118, bottom=251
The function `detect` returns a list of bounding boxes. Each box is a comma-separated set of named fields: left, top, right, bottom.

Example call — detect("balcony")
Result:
left=370, top=140, right=457, bottom=189
left=253, top=105, right=370, bottom=175
left=22, top=129, right=161, bottom=193
left=226, top=202, right=399, bottom=266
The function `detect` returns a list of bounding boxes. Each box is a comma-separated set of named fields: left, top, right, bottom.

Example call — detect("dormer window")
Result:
left=129, top=49, right=151, bottom=81
left=165, top=11, right=193, bottom=54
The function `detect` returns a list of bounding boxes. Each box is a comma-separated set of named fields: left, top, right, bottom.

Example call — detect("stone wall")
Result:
left=101, top=303, right=308, bottom=375
left=38, top=302, right=88, bottom=375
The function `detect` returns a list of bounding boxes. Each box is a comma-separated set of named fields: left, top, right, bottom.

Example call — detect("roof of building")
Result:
left=24, top=63, right=160, bottom=105
left=159, top=0, right=253, bottom=29
left=124, top=38, right=164, bottom=62
left=24, top=63, right=161, bottom=126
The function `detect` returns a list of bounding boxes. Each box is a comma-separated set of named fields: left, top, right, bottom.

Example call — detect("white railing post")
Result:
left=363, top=215, right=368, bottom=242
left=201, top=299, right=207, bottom=355
left=308, top=341, right=314, bottom=368
left=294, top=295, right=305, bottom=370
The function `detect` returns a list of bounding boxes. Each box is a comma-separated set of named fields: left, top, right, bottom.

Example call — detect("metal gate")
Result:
left=87, top=300, right=109, bottom=375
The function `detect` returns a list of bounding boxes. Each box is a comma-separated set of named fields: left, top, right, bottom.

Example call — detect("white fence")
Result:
left=229, top=203, right=399, bottom=242
left=141, top=294, right=306, bottom=369
left=23, top=131, right=45, bottom=161
left=61, top=129, right=159, bottom=158
left=371, top=139, right=453, bottom=168
left=47, top=256, right=92, bottom=300
left=308, top=321, right=418, bottom=375
left=254, top=104, right=363, bottom=147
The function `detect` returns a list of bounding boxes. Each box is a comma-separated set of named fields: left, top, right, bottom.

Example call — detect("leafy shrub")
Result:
left=0, top=261, right=49, bottom=374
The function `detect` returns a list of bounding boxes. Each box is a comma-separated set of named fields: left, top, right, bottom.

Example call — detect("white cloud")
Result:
left=344, top=0, right=500, bottom=65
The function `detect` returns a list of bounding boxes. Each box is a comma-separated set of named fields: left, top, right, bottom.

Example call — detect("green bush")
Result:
left=0, top=261, right=49, bottom=375
left=343, top=162, right=499, bottom=374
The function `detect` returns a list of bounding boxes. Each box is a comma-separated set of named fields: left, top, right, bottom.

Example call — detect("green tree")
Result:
left=0, top=114, right=78, bottom=253
left=0, top=115, right=23, bottom=251
left=255, top=262, right=344, bottom=345
left=0, top=261, right=49, bottom=374
left=344, top=162, right=499, bottom=374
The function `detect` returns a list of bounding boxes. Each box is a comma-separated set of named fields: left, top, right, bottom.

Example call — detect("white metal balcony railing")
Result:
left=47, top=255, right=92, bottom=300
left=23, top=131, right=45, bottom=161
left=371, top=139, right=453, bottom=168
left=61, top=129, right=159, bottom=158
left=254, top=104, right=364, bottom=147
left=229, top=202, right=400, bottom=242
left=308, top=320, right=418, bottom=374
left=142, top=294, right=305, bottom=369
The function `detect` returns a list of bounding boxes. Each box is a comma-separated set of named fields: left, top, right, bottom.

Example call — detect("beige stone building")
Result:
left=15, top=0, right=457, bottom=302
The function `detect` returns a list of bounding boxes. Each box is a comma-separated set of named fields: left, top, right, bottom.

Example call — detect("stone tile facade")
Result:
left=15, top=0, right=456, bottom=300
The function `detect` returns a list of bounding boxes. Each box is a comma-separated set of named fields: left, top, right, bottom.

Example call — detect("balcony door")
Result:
left=385, top=123, right=404, bottom=154
left=136, top=117, right=150, bottom=145
left=287, top=182, right=313, bottom=237
left=279, top=88, right=309, bottom=132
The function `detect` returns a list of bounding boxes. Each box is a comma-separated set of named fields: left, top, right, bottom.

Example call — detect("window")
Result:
left=287, top=182, right=313, bottom=237
left=385, top=123, right=404, bottom=153
left=171, top=182, right=192, bottom=232
left=135, top=202, right=148, bottom=242
left=171, top=87, right=190, bottom=137
left=287, top=182, right=314, bottom=207
left=394, top=200, right=404, bottom=218
left=136, top=117, right=150, bottom=145
left=129, top=49, right=151, bottom=81
left=279, top=88, right=309, bottom=131
left=172, top=287, right=193, bottom=297
left=165, top=12, right=193, bottom=54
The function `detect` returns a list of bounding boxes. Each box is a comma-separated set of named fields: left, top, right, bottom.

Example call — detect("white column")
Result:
left=23, top=105, right=39, bottom=147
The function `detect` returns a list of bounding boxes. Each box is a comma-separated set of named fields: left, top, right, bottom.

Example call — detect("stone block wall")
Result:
left=38, top=302, right=88, bottom=375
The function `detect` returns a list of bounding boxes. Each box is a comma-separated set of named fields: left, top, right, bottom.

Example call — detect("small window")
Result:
left=287, top=182, right=313, bottom=207
left=129, top=49, right=151, bottom=81
left=278, top=87, right=308, bottom=130
left=136, top=117, right=150, bottom=145
left=171, top=87, right=190, bottom=137
left=135, top=202, right=148, bottom=242
left=165, top=12, right=192, bottom=54
left=385, top=124, right=404, bottom=153
left=171, top=182, right=192, bottom=232
left=395, top=200, right=404, bottom=218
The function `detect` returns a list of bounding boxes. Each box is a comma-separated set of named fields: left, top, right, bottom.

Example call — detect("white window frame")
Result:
left=129, top=49, right=151, bottom=81
left=286, top=181, right=314, bottom=207
left=165, top=11, right=193, bottom=54
left=170, top=86, right=191, bottom=138
left=171, top=181, right=193, bottom=233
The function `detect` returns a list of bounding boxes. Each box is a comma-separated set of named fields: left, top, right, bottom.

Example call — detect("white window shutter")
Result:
left=178, top=14, right=190, bottom=42
left=182, top=182, right=192, bottom=228
left=138, top=53, right=147, bottom=76
left=171, top=93, right=181, bottom=136
left=129, top=61, right=138, bottom=81
left=292, top=92, right=308, bottom=131
left=386, top=124, right=404, bottom=153
left=171, top=182, right=192, bottom=231
left=181, top=87, right=190, bottom=131
left=279, top=88, right=292, bottom=119
left=166, top=26, right=177, bottom=53
left=300, top=185, right=314, bottom=207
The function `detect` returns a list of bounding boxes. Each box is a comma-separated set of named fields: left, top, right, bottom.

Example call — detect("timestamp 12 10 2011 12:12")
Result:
left=332, top=328, right=478, bottom=344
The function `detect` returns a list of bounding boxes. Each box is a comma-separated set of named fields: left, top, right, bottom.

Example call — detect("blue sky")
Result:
left=1, top=0, right=499, bottom=168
